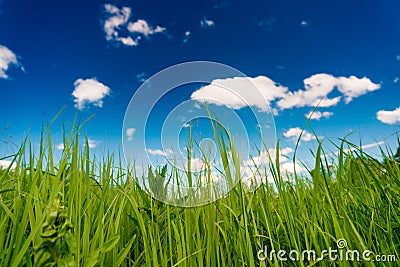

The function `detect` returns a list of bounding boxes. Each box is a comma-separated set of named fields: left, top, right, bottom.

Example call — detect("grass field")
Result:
left=0, top=118, right=399, bottom=266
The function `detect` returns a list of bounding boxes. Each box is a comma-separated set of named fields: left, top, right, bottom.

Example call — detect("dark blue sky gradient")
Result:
left=0, top=0, right=399, bottom=160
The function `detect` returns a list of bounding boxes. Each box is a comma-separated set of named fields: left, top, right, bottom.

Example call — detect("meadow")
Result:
left=0, top=117, right=399, bottom=266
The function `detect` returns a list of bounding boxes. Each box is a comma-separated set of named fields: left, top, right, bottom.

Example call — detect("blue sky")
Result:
left=1, top=0, right=400, bottom=174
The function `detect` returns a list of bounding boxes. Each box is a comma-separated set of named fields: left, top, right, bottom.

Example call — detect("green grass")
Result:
left=0, top=117, right=399, bottom=266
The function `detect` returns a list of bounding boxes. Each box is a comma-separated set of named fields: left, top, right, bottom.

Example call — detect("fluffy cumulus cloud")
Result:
left=277, top=74, right=380, bottom=110
left=103, top=4, right=166, bottom=46
left=191, top=73, right=379, bottom=114
left=336, top=76, right=381, bottom=103
left=283, top=127, right=316, bottom=142
left=0, top=45, right=19, bottom=79
left=191, top=76, right=288, bottom=112
left=0, top=159, right=16, bottom=170
left=277, top=74, right=340, bottom=109
left=126, top=128, right=136, bottom=141
left=305, top=110, right=333, bottom=120
left=376, top=107, right=400, bottom=124
left=200, top=17, right=215, bottom=28
left=72, top=78, right=110, bottom=110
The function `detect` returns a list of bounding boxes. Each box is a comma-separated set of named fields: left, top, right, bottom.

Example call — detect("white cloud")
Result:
left=359, top=141, right=385, bottom=150
left=88, top=139, right=99, bottom=149
left=336, top=76, right=380, bottom=103
left=277, top=74, right=380, bottom=110
left=190, top=73, right=379, bottom=114
left=335, top=141, right=385, bottom=155
left=183, top=31, right=191, bottom=44
left=324, top=141, right=385, bottom=158
left=103, top=4, right=131, bottom=42
left=103, top=4, right=165, bottom=47
left=127, top=19, right=165, bottom=36
left=283, top=127, right=316, bottom=142
left=305, top=110, right=333, bottom=120
left=280, top=161, right=306, bottom=174
left=117, top=36, right=140, bottom=46
left=0, top=159, right=16, bottom=170
left=0, top=45, right=18, bottom=79
left=189, top=157, right=206, bottom=172
left=191, top=76, right=288, bottom=112
left=394, top=77, right=399, bottom=83
left=396, top=55, right=400, bottom=61
left=200, top=17, right=215, bottom=28
left=72, top=78, right=110, bottom=110
left=56, top=143, right=64, bottom=150
left=280, top=147, right=295, bottom=156
left=146, top=148, right=173, bottom=156
left=376, top=107, right=400, bottom=124
left=277, top=73, right=340, bottom=110
left=136, top=72, right=147, bottom=82
left=241, top=147, right=304, bottom=190
left=126, top=128, right=136, bottom=141
left=300, top=21, right=309, bottom=27
left=243, top=147, right=294, bottom=166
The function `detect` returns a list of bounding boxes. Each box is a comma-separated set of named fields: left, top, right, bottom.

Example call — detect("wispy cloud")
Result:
left=126, top=128, right=136, bottom=141
left=257, top=17, right=276, bottom=32
left=88, top=139, right=99, bottom=149
left=183, top=31, right=191, bottom=44
left=127, top=19, right=165, bottom=36
left=342, top=141, right=385, bottom=155
left=71, top=78, right=110, bottom=110
left=300, top=21, right=309, bottom=27
left=200, top=17, right=215, bottom=28
left=56, top=143, right=64, bottom=150
left=103, top=4, right=166, bottom=47
left=213, top=1, right=231, bottom=10
left=103, top=4, right=133, bottom=45
left=146, top=148, right=173, bottom=156
left=136, top=72, right=146, bottom=83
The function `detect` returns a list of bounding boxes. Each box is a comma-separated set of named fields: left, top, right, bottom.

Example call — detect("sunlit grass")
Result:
left=0, top=116, right=399, bottom=266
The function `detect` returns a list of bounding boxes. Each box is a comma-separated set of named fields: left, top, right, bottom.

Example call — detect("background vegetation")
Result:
left=0, top=118, right=399, bottom=266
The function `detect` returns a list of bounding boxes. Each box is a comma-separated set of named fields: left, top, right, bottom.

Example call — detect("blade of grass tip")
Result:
left=76, top=113, right=96, bottom=133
